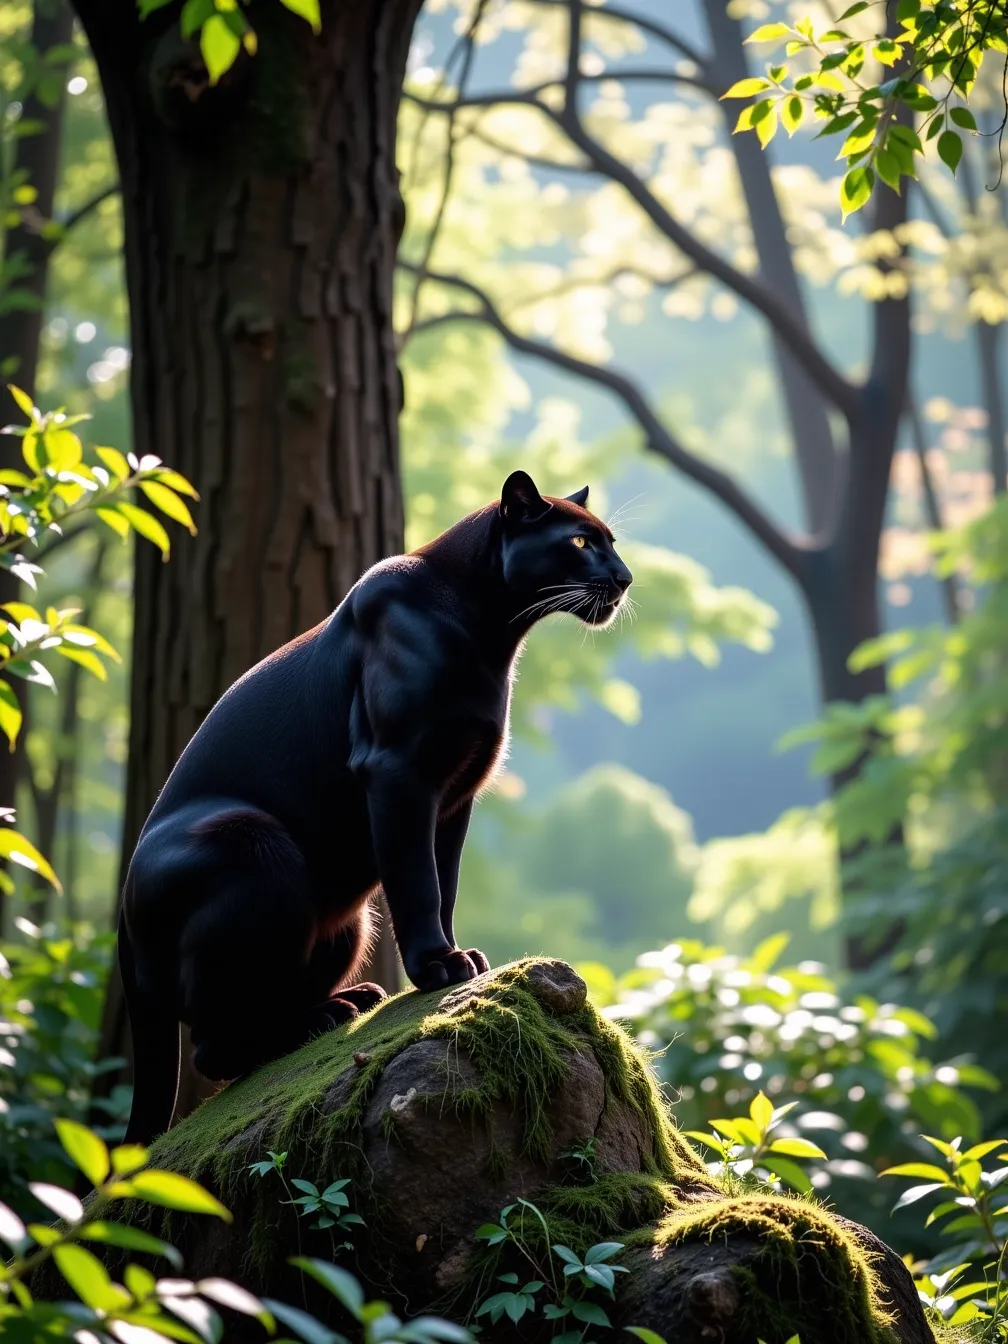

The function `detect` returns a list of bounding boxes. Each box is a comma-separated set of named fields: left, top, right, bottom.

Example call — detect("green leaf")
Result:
left=0, top=1199, right=27, bottom=1250
left=584, top=1241, right=624, bottom=1264
left=95, top=505, right=132, bottom=540
left=7, top=384, right=35, bottom=419
left=116, top=502, right=172, bottom=558
left=57, top=645, right=108, bottom=680
left=950, top=106, right=977, bottom=131
left=840, top=165, right=874, bottom=218
left=153, top=468, right=200, bottom=499
left=963, top=1139, right=1008, bottom=1161
left=937, top=130, right=963, bottom=174
left=120, top=1170, right=233, bottom=1219
left=290, top=1258, right=364, bottom=1316
left=279, top=0, right=321, bottom=34
left=55, top=1119, right=110, bottom=1187
left=197, top=1279, right=275, bottom=1330
left=880, top=1162, right=951, bottom=1181
left=43, top=427, right=83, bottom=471
left=141, top=480, right=197, bottom=533
left=263, top=1298, right=341, bottom=1344
left=21, top=431, right=40, bottom=473
left=875, top=148, right=901, bottom=191
left=0, top=826, right=61, bottom=890
left=201, top=14, right=241, bottom=85
left=81, top=1221, right=183, bottom=1269
left=111, top=1143, right=149, bottom=1175
left=53, top=1244, right=130, bottom=1312
left=95, top=445, right=130, bottom=482
left=625, top=1331, right=667, bottom=1344
left=63, top=622, right=121, bottom=662
left=181, top=0, right=214, bottom=38
left=759, top=1153, right=813, bottom=1194
left=838, top=2, right=869, bottom=16
left=745, top=23, right=791, bottom=43
left=756, top=103, right=778, bottom=147
left=781, top=95, right=803, bottom=135
left=572, top=1301, right=611, bottom=1327
left=767, top=1137, right=827, bottom=1160
left=0, top=678, right=22, bottom=750
left=750, top=1091, right=774, bottom=1133
left=751, top=931, right=789, bottom=971
left=891, top=1181, right=949, bottom=1211
left=720, top=77, right=771, bottom=100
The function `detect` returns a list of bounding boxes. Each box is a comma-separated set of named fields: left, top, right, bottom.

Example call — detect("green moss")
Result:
left=655, top=1193, right=899, bottom=1344
left=148, top=960, right=708, bottom=1220
left=144, top=960, right=901, bottom=1340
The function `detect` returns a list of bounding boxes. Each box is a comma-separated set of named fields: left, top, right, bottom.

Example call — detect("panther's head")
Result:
left=498, top=470, right=633, bottom=627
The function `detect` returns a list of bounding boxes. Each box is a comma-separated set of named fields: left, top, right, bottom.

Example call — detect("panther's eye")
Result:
left=571, top=535, right=586, bottom=549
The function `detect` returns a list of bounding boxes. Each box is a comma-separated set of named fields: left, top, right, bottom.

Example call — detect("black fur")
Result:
left=120, top=471, right=633, bottom=1143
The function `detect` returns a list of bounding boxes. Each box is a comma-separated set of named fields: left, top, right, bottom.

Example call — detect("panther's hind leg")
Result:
left=175, top=809, right=362, bottom=1081
left=307, top=901, right=387, bottom=1023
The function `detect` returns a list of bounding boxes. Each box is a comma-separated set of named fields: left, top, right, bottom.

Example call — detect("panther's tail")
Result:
left=118, top=908, right=180, bottom=1146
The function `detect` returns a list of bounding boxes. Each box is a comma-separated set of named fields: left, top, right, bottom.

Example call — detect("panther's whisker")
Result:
left=606, top=494, right=645, bottom=530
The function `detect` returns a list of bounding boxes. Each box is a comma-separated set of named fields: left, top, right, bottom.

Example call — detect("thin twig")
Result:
left=401, top=0, right=489, bottom=347
left=408, top=87, right=858, bottom=418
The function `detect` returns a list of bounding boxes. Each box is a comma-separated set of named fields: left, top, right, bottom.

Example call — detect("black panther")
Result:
left=119, top=470, right=633, bottom=1143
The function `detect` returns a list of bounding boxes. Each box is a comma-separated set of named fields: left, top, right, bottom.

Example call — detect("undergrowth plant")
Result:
left=686, top=1090, right=827, bottom=1194
left=249, top=1150, right=365, bottom=1257
left=474, top=1198, right=626, bottom=1341
left=0, top=1119, right=472, bottom=1344
left=883, top=1135, right=1008, bottom=1335
left=0, top=388, right=198, bottom=1203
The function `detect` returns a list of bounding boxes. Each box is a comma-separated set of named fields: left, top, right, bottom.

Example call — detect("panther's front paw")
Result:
left=411, top=947, right=481, bottom=992
left=461, top=947, right=491, bottom=974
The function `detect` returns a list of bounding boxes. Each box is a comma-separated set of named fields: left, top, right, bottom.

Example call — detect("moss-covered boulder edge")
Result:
left=137, top=958, right=929, bottom=1344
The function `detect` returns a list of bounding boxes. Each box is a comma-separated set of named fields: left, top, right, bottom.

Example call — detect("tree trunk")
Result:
left=0, top=0, right=75, bottom=932
left=70, top=0, right=422, bottom=1124
left=803, top=497, right=906, bottom=970
left=959, top=148, right=1007, bottom=494
left=702, top=0, right=838, bottom=534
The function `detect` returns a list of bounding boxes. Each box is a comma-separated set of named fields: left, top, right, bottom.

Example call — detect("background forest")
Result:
left=1, top=0, right=1008, bottom=1329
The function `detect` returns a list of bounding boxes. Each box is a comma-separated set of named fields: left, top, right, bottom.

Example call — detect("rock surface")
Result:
left=80, top=960, right=936, bottom=1343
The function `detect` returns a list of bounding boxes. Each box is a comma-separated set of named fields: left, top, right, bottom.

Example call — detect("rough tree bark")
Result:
left=68, top=0, right=423, bottom=1119
left=0, top=0, right=75, bottom=931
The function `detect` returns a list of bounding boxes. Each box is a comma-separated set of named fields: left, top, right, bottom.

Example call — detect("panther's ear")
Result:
left=500, top=470, right=550, bottom=524
left=566, top=485, right=589, bottom=508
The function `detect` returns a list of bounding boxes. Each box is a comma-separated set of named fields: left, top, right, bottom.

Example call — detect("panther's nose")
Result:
left=614, top=565, right=633, bottom=592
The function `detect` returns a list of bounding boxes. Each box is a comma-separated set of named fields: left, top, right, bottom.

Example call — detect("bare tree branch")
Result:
left=404, top=261, right=809, bottom=580
left=464, top=121, right=592, bottom=172
left=499, top=263, right=697, bottom=311
left=519, top=0, right=711, bottom=71
left=401, top=0, right=488, bottom=346
left=409, top=88, right=859, bottom=418
left=58, top=183, right=120, bottom=236
left=565, top=0, right=582, bottom=112
left=406, top=66, right=712, bottom=110
left=555, top=108, right=859, bottom=419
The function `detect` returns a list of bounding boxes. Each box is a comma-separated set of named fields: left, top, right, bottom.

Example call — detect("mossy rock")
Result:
left=129, top=959, right=932, bottom=1343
